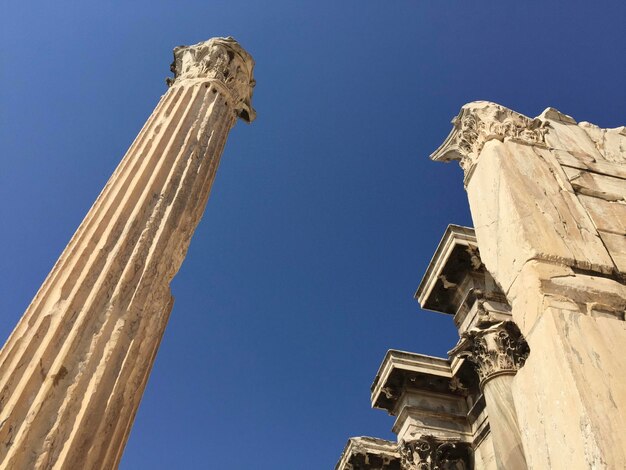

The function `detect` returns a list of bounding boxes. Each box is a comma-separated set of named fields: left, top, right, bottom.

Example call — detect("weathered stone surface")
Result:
left=512, top=308, right=626, bottom=469
left=466, top=140, right=616, bottom=292
left=433, top=101, right=626, bottom=469
left=554, top=149, right=626, bottom=180
left=562, top=166, right=626, bottom=202
left=598, top=231, right=626, bottom=273
left=0, top=37, right=254, bottom=469
left=338, top=103, right=625, bottom=470
left=432, top=102, right=626, bottom=291
left=540, top=110, right=604, bottom=161
left=578, top=121, right=626, bottom=164
left=578, top=193, right=626, bottom=235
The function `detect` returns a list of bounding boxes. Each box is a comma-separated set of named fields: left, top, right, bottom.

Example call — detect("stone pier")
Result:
left=335, top=103, right=625, bottom=469
left=0, top=37, right=255, bottom=469
left=432, top=102, right=626, bottom=469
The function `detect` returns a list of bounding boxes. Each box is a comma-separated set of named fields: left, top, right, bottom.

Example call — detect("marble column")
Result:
left=0, top=37, right=255, bottom=470
left=450, top=321, right=529, bottom=470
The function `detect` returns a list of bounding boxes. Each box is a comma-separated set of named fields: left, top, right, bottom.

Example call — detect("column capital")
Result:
left=399, top=436, right=473, bottom=470
left=167, top=36, right=256, bottom=122
left=449, top=321, right=529, bottom=388
left=430, top=101, right=549, bottom=183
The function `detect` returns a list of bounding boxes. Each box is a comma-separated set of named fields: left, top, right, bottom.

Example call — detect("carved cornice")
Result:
left=371, top=350, right=468, bottom=413
left=167, top=37, right=256, bottom=122
left=399, top=436, right=473, bottom=470
left=449, top=321, right=529, bottom=388
left=431, top=102, right=549, bottom=183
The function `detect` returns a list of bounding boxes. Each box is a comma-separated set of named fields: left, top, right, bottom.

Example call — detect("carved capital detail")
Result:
left=399, top=436, right=473, bottom=470
left=167, top=37, right=256, bottom=122
left=449, top=321, right=529, bottom=387
left=431, top=101, right=550, bottom=182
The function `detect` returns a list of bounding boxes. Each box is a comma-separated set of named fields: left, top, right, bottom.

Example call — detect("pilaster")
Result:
left=433, top=101, right=626, bottom=468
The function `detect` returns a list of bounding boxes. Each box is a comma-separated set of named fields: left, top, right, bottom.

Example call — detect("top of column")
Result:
left=429, top=101, right=549, bottom=183
left=167, top=37, right=256, bottom=122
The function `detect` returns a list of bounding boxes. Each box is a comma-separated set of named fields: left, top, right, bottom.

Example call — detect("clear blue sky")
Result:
left=1, top=2, right=624, bottom=469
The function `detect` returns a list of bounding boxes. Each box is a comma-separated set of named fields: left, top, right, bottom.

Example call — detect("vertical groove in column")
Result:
left=0, top=84, right=203, bottom=468
left=0, top=36, right=255, bottom=470
left=0, top=86, right=181, bottom=372
left=47, top=87, right=221, bottom=468
left=0, top=86, right=185, bottom=402
left=0, top=86, right=200, bottom=459
left=89, top=92, right=236, bottom=470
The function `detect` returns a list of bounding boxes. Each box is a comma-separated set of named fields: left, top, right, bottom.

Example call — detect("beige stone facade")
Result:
left=337, top=102, right=626, bottom=469
left=0, top=37, right=254, bottom=470
left=1, top=34, right=623, bottom=469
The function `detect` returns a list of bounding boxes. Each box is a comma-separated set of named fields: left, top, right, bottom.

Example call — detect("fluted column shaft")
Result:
left=481, top=375, right=525, bottom=469
left=0, top=37, right=255, bottom=470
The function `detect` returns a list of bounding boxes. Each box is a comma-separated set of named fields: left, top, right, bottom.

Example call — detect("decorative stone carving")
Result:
left=465, top=244, right=482, bottom=271
left=167, top=36, right=256, bottom=122
left=447, top=376, right=468, bottom=395
left=399, top=436, right=473, bottom=470
left=449, top=321, right=529, bottom=387
left=431, top=101, right=550, bottom=181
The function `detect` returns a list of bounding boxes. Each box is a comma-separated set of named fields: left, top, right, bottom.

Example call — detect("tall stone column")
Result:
left=450, top=321, right=529, bottom=470
left=0, top=37, right=255, bottom=470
